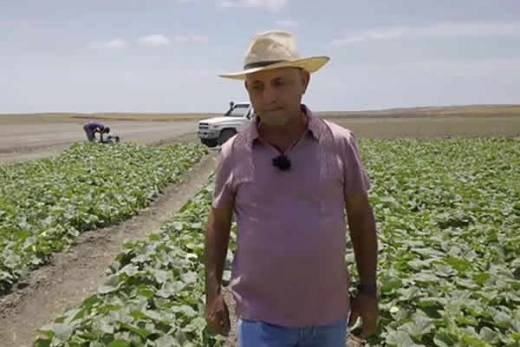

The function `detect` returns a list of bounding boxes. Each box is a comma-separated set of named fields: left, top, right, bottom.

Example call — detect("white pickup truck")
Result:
left=197, top=102, right=254, bottom=147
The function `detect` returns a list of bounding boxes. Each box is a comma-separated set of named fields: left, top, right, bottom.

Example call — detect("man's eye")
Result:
left=252, top=85, right=263, bottom=91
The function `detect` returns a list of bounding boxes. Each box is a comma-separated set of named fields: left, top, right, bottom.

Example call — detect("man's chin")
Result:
left=258, top=117, right=288, bottom=128
left=258, top=110, right=287, bottom=124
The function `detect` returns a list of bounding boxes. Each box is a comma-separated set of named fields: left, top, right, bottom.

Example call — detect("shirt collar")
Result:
left=245, top=104, right=324, bottom=149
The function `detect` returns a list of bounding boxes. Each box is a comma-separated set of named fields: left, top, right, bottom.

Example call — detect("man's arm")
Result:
left=205, top=206, right=233, bottom=300
left=346, top=192, right=378, bottom=287
left=204, top=205, right=233, bottom=336
left=346, top=191, right=378, bottom=338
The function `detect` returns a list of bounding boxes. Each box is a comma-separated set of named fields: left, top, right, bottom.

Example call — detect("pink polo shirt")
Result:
left=212, top=106, right=371, bottom=327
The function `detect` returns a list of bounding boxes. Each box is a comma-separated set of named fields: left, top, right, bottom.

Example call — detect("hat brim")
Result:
left=219, top=56, right=330, bottom=80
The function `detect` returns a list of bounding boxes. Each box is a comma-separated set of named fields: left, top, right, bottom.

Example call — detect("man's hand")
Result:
left=205, top=293, right=231, bottom=336
left=348, top=293, right=379, bottom=338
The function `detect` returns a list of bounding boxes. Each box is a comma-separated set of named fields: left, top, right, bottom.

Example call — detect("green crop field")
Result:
left=358, top=138, right=519, bottom=346
left=29, top=137, right=519, bottom=347
left=0, top=143, right=207, bottom=295
left=35, top=185, right=222, bottom=347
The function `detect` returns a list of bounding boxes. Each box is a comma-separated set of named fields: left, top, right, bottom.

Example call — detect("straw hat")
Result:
left=219, top=30, right=329, bottom=80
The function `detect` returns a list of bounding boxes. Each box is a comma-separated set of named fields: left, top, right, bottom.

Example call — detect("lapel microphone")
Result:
left=272, top=154, right=291, bottom=171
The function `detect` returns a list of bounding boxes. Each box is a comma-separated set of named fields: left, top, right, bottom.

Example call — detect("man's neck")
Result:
left=258, top=111, right=307, bottom=153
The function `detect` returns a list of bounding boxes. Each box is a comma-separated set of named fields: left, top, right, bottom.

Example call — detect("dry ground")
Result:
left=0, top=115, right=199, bottom=163
left=2, top=111, right=519, bottom=164
left=329, top=115, right=520, bottom=138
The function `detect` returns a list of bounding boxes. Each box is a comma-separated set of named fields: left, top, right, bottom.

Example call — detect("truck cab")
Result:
left=198, top=102, right=254, bottom=147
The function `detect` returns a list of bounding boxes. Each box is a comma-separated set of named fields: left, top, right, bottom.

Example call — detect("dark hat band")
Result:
left=243, top=60, right=286, bottom=69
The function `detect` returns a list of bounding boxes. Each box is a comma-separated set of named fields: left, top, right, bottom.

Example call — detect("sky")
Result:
left=2, top=0, right=520, bottom=113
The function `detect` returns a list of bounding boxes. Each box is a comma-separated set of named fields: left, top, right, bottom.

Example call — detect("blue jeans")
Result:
left=237, top=318, right=348, bottom=347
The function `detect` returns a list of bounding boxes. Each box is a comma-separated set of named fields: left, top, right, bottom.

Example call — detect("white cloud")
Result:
left=219, top=0, right=287, bottom=12
left=173, top=35, right=208, bottom=44
left=137, top=34, right=171, bottom=47
left=275, top=19, right=299, bottom=28
left=88, top=34, right=207, bottom=49
left=331, top=21, right=520, bottom=47
left=88, top=38, right=128, bottom=49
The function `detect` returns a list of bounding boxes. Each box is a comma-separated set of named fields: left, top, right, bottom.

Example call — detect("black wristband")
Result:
left=356, top=283, right=377, bottom=296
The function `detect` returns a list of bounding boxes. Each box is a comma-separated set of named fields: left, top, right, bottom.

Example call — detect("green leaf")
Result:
left=98, top=275, right=121, bottom=294
left=173, top=305, right=197, bottom=318
left=386, top=330, right=417, bottom=347
left=479, top=327, right=498, bottom=344
left=119, top=322, right=152, bottom=338
left=493, top=310, right=512, bottom=329
left=152, top=269, right=170, bottom=284
left=181, top=271, right=198, bottom=284
left=49, top=322, right=74, bottom=340
left=401, top=313, right=434, bottom=337
left=443, top=256, right=472, bottom=273
left=107, top=340, right=131, bottom=347
left=155, top=335, right=176, bottom=347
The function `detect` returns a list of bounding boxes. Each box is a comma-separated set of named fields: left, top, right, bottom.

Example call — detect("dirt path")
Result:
left=0, top=154, right=217, bottom=347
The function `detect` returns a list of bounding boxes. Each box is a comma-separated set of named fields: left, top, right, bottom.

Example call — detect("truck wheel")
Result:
left=218, top=129, right=237, bottom=145
left=201, top=139, right=218, bottom=147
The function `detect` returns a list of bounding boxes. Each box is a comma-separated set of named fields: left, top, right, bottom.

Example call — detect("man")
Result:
left=205, top=31, right=378, bottom=346
left=99, top=126, right=111, bottom=143
left=83, top=122, right=106, bottom=142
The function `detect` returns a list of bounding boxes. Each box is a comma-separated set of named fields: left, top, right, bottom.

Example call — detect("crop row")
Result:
left=35, top=185, right=224, bottom=347
left=31, top=138, right=520, bottom=346
left=0, top=143, right=207, bottom=295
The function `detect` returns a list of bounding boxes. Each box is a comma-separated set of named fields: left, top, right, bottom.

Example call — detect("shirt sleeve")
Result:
left=212, top=145, right=236, bottom=209
left=342, top=131, right=371, bottom=196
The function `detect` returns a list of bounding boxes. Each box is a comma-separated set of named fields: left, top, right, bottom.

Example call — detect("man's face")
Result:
left=245, top=67, right=310, bottom=127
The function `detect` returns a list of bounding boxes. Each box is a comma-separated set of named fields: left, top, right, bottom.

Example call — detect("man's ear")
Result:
left=244, top=80, right=249, bottom=91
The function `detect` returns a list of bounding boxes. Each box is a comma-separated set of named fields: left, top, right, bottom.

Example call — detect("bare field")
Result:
left=0, top=117, right=198, bottom=163
left=328, top=115, right=520, bottom=138
left=320, top=104, right=520, bottom=119
left=1, top=105, right=519, bottom=163
left=320, top=104, right=520, bottom=138
left=0, top=113, right=209, bottom=124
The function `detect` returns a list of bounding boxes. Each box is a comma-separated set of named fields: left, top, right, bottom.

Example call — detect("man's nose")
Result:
left=262, top=85, right=278, bottom=104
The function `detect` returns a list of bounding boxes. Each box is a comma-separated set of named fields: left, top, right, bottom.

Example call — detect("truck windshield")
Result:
left=226, top=105, right=249, bottom=117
